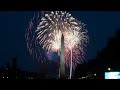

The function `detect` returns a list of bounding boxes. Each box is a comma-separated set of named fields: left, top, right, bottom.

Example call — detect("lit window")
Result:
left=7, top=77, right=8, bottom=79
left=3, top=76, right=4, bottom=79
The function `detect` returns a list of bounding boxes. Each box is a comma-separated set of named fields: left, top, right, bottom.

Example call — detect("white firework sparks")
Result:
left=35, top=11, right=89, bottom=68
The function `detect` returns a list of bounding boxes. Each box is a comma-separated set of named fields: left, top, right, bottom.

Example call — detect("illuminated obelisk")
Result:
left=60, top=34, right=65, bottom=78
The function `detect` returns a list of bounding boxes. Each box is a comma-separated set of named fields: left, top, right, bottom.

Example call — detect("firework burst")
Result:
left=25, top=13, right=47, bottom=63
left=25, top=11, right=89, bottom=69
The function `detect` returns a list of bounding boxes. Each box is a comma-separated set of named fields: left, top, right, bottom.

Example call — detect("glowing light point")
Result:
left=108, top=68, right=111, bottom=71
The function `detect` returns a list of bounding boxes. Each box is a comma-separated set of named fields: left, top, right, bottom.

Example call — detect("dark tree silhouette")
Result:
left=95, top=29, right=120, bottom=70
left=74, top=29, right=120, bottom=78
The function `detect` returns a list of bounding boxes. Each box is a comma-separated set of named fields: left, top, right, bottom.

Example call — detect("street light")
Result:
left=108, top=68, right=111, bottom=71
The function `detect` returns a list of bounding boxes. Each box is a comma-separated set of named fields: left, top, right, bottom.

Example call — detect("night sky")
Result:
left=0, top=11, right=120, bottom=74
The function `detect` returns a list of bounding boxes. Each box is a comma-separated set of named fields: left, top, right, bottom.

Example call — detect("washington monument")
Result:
left=60, top=34, right=65, bottom=78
